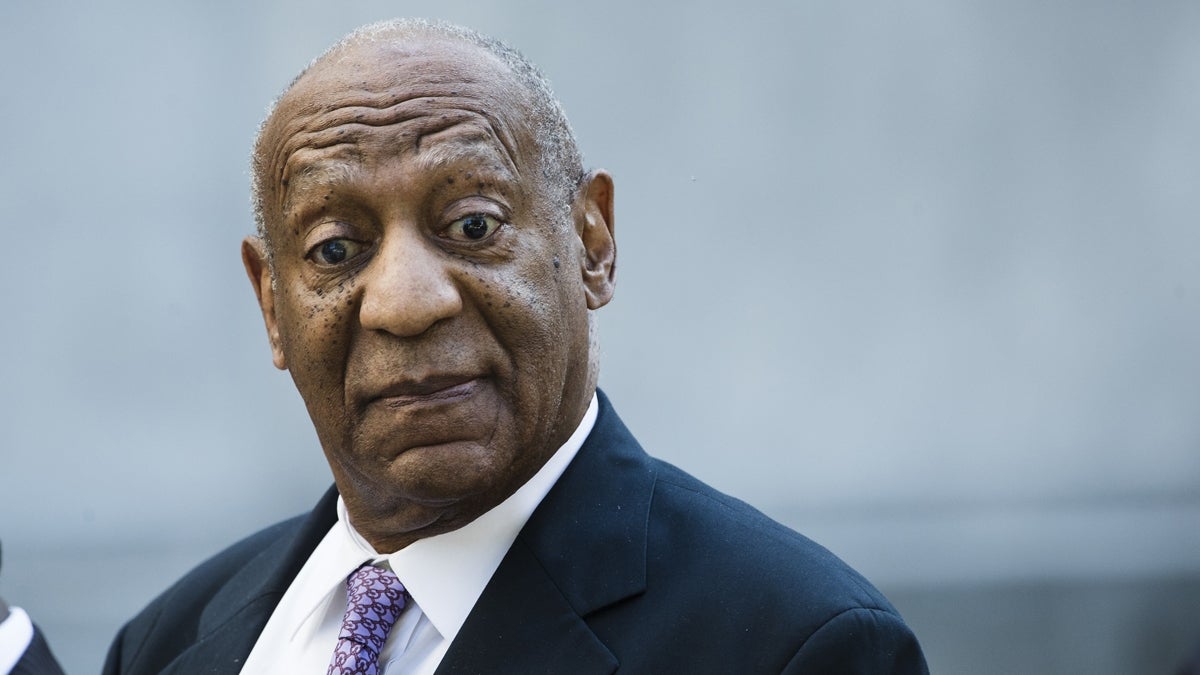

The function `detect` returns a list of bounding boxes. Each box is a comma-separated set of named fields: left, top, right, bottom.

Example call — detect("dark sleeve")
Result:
left=782, top=607, right=929, bottom=675
left=12, top=626, right=66, bottom=675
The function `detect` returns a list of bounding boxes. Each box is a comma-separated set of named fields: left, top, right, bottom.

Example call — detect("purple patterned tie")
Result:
left=327, top=564, right=408, bottom=675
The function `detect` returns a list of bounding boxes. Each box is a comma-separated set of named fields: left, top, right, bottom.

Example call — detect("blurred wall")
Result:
left=1, top=1, right=1198, bottom=672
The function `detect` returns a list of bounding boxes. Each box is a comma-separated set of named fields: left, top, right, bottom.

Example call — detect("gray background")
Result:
left=2, top=1, right=1199, bottom=673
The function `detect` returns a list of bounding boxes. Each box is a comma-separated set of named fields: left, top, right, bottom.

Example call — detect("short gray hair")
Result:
left=250, top=18, right=585, bottom=245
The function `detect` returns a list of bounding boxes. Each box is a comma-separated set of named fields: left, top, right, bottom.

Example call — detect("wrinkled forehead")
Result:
left=258, top=38, right=537, bottom=218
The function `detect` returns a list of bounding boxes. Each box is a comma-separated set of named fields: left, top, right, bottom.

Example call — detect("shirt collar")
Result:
left=335, top=392, right=597, bottom=641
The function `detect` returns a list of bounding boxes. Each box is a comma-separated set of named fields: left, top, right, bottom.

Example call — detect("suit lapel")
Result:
left=162, top=486, right=340, bottom=674
left=438, top=391, right=655, bottom=673
left=436, top=541, right=618, bottom=674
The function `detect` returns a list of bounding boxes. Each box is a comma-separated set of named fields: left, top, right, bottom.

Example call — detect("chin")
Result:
left=372, top=439, right=525, bottom=505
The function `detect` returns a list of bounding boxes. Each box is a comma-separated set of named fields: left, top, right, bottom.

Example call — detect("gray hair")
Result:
left=250, top=18, right=585, bottom=247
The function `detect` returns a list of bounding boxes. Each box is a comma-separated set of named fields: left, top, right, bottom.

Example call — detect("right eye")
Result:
left=308, top=238, right=366, bottom=265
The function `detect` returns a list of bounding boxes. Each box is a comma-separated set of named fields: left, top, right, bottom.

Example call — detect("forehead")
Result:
left=261, top=37, right=538, bottom=213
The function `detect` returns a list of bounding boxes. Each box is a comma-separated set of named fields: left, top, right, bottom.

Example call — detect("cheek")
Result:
left=476, top=261, right=561, bottom=336
left=472, top=252, right=582, bottom=378
left=276, top=277, right=358, bottom=390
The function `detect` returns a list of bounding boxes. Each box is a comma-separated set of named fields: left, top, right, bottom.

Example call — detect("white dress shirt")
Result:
left=0, top=606, right=33, bottom=675
left=241, top=393, right=597, bottom=675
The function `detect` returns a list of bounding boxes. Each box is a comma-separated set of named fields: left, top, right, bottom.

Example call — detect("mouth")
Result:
left=371, top=375, right=482, bottom=409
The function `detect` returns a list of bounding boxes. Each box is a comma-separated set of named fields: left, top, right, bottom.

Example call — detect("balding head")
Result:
left=251, top=19, right=584, bottom=254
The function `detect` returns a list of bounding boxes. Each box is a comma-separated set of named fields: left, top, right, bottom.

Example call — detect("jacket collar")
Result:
left=438, top=390, right=656, bottom=674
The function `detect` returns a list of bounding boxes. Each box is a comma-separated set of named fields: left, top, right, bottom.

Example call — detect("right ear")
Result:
left=242, top=236, right=287, bottom=370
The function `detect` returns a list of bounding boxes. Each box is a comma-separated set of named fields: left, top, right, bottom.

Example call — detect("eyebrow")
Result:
left=414, top=136, right=519, bottom=180
left=279, top=157, right=362, bottom=217
left=386, top=106, right=518, bottom=171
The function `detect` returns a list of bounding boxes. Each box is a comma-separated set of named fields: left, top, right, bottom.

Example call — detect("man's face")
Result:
left=244, top=37, right=615, bottom=552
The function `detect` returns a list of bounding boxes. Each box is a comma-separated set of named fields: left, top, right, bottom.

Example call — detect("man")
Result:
left=105, top=19, right=927, bottom=674
left=0, top=542, right=65, bottom=675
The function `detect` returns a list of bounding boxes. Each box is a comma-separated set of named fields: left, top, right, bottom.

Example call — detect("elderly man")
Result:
left=104, top=19, right=926, bottom=674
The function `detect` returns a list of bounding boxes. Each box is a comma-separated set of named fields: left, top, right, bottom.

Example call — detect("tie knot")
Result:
left=338, top=565, right=407, bottom=654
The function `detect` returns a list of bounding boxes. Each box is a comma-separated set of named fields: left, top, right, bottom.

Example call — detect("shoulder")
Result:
left=591, top=394, right=903, bottom=611
left=573, top=394, right=927, bottom=671
left=649, top=458, right=896, bottom=614
left=106, top=516, right=303, bottom=655
left=611, top=458, right=928, bottom=672
left=104, top=487, right=338, bottom=675
left=133, top=514, right=308, bottom=623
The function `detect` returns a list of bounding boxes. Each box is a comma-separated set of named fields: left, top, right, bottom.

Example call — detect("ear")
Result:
left=575, top=169, right=616, bottom=310
left=241, top=236, right=288, bottom=370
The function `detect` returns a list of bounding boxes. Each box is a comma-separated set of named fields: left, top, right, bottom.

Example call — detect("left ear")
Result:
left=574, top=169, right=616, bottom=309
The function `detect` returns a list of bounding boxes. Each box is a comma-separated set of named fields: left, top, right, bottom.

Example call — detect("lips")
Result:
left=365, top=374, right=482, bottom=409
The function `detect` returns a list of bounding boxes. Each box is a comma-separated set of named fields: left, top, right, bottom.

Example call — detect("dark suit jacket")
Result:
left=12, top=625, right=65, bottom=675
left=104, top=392, right=927, bottom=674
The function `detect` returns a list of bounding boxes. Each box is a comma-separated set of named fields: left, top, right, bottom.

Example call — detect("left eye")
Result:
left=445, top=214, right=502, bottom=242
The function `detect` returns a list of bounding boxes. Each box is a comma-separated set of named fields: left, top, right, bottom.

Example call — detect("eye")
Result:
left=308, top=238, right=366, bottom=265
left=445, top=214, right=503, bottom=242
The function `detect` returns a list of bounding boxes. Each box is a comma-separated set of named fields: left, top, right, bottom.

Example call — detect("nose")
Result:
left=358, top=229, right=463, bottom=337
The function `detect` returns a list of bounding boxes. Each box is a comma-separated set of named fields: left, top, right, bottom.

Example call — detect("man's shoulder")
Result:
left=152, top=514, right=310, bottom=610
left=560, top=394, right=926, bottom=671
left=580, top=447, right=926, bottom=672
left=105, top=489, right=338, bottom=675
left=111, top=515, right=305, bottom=640
left=580, top=392, right=899, bottom=614
left=647, top=457, right=895, bottom=614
